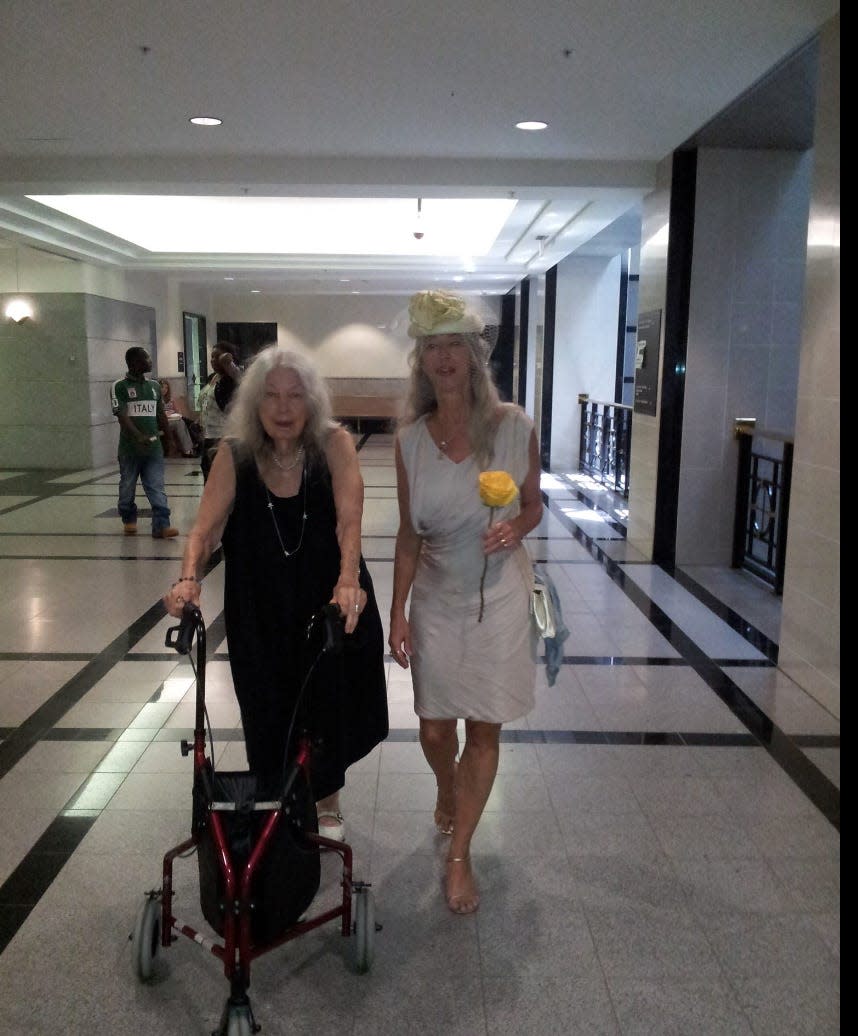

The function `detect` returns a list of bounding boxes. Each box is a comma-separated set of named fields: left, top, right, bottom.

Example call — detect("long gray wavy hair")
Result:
left=223, top=345, right=337, bottom=469
left=400, top=332, right=501, bottom=469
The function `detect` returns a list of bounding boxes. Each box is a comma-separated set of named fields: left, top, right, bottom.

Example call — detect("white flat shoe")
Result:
left=317, top=810, right=345, bottom=841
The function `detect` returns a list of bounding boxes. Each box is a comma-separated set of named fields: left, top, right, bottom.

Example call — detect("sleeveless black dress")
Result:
left=221, top=446, right=388, bottom=800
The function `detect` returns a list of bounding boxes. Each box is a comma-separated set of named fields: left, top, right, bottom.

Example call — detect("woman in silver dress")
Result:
left=389, top=290, right=543, bottom=914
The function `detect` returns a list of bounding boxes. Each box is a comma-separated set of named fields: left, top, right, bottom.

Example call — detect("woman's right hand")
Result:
left=162, top=578, right=201, bottom=618
left=388, top=613, right=413, bottom=669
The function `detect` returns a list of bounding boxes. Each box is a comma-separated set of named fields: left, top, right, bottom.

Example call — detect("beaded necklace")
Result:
left=265, top=466, right=308, bottom=559
left=272, top=445, right=304, bottom=472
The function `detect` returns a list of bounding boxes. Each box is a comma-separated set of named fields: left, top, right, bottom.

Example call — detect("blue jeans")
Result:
left=117, top=453, right=171, bottom=532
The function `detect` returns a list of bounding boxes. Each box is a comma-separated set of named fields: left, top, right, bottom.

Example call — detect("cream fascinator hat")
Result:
left=406, top=289, right=485, bottom=338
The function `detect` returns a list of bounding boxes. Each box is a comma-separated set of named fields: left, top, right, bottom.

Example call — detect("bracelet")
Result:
left=171, top=577, right=201, bottom=589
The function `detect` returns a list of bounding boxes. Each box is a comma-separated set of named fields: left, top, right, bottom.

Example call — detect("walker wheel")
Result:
left=218, top=1003, right=257, bottom=1036
left=131, top=893, right=161, bottom=982
left=352, top=885, right=375, bottom=974
left=225, top=1012, right=254, bottom=1036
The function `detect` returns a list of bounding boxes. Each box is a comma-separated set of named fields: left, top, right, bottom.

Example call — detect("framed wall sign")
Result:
left=633, top=308, right=662, bottom=416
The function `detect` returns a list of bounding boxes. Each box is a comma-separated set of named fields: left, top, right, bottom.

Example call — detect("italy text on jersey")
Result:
left=127, top=400, right=157, bottom=417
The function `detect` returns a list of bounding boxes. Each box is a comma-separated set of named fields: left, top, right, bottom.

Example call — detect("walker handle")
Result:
left=166, top=601, right=203, bottom=656
left=307, top=602, right=344, bottom=655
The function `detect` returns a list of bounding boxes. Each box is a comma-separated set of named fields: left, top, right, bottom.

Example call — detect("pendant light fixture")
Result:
left=413, top=197, right=424, bottom=240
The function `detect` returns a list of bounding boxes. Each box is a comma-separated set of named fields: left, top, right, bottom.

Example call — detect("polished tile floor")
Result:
left=0, top=435, right=840, bottom=1035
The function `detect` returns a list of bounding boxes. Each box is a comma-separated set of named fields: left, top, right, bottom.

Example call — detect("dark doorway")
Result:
left=216, top=322, right=278, bottom=365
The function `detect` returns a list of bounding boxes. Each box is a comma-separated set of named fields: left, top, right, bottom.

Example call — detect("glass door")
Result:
left=182, top=312, right=208, bottom=409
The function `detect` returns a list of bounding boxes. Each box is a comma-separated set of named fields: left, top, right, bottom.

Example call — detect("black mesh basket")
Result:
left=193, top=763, right=321, bottom=945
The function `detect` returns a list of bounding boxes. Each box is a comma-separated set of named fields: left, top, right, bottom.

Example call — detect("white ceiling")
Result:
left=0, top=0, right=838, bottom=296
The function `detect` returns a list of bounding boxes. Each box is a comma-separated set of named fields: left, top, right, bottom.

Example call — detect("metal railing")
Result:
left=577, top=395, right=632, bottom=496
left=732, top=420, right=793, bottom=594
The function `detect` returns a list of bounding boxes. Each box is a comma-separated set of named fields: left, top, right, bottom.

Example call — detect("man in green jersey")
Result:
left=110, top=347, right=179, bottom=538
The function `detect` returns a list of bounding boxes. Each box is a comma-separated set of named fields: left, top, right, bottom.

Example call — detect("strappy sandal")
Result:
left=434, top=805, right=454, bottom=836
left=434, top=762, right=457, bottom=835
left=317, top=810, right=345, bottom=842
left=444, top=855, right=480, bottom=915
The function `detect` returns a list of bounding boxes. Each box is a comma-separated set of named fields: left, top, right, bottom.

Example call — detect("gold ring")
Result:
left=355, top=603, right=360, bottom=612
left=177, top=596, right=184, bottom=604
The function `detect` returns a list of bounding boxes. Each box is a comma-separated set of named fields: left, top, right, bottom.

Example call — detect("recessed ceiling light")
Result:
left=223, top=276, right=234, bottom=280
left=189, top=116, right=222, bottom=127
left=250, top=289, right=260, bottom=293
left=515, top=120, right=548, bottom=131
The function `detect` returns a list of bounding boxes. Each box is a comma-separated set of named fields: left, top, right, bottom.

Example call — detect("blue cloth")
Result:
left=533, top=563, right=569, bottom=687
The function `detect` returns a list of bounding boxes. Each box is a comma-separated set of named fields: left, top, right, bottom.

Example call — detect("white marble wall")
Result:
left=627, top=157, right=672, bottom=561
left=779, top=13, right=840, bottom=717
left=209, top=292, right=500, bottom=380
left=550, top=254, right=623, bottom=472
left=676, top=147, right=812, bottom=565
left=0, top=292, right=89, bottom=468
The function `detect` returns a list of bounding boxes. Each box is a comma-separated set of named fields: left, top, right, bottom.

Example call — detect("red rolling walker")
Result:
left=130, top=603, right=376, bottom=1036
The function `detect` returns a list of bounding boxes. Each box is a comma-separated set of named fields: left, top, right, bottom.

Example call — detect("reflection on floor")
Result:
left=0, top=435, right=840, bottom=1035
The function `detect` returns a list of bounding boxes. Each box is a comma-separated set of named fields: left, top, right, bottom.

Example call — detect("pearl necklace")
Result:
left=272, top=445, right=304, bottom=471
left=265, top=468, right=308, bottom=558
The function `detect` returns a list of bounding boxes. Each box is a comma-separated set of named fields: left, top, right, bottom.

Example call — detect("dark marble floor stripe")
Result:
left=0, top=601, right=169, bottom=779
left=0, top=814, right=98, bottom=954
left=0, top=650, right=781, bottom=674
left=792, top=734, right=840, bottom=747
left=32, top=727, right=838, bottom=751
left=669, top=563, right=779, bottom=661
left=0, top=469, right=122, bottom=516
left=0, top=652, right=95, bottom=661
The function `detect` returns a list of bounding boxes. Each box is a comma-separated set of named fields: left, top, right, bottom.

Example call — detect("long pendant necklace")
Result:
left=266, top=467, right=308, bottom=558
left=436, top=416, right=468, bottom=458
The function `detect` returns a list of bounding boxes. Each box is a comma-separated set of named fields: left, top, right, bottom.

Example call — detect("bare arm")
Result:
left=389, top=435, right=423, bottom=668
left=162, top=441, right=236, bottom=616
left=221, top=354, right=243, bottom=384
left=324, top=425, right=367, bottom=634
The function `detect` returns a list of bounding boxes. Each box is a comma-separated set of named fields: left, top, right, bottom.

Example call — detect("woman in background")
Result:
left=158, top=378, right=196, bottom=457
left=199, top=341, right=243, bottom=480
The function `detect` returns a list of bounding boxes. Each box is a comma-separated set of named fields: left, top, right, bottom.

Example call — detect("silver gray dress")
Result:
left=398, top=406, right=537, bottom=723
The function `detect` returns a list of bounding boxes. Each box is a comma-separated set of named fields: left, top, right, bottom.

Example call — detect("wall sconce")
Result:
left=5, top=298, right=34, bottom=323
left=4, top=248, right=34, bottom=322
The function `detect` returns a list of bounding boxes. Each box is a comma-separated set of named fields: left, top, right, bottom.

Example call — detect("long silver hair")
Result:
left=399, top=332, right=501, bottom=469
left=223, top=345, right=337, bottom=468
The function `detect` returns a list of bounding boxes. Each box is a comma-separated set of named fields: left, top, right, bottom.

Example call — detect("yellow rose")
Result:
left=476, top=470, right=518, bottom=622
left=407, top=290, right=466, bottom=335
left=478, top=470, right=519, bottom=508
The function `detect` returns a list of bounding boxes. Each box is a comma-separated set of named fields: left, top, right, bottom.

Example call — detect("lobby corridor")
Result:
left=0, top=433, right=840, bottom=1035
